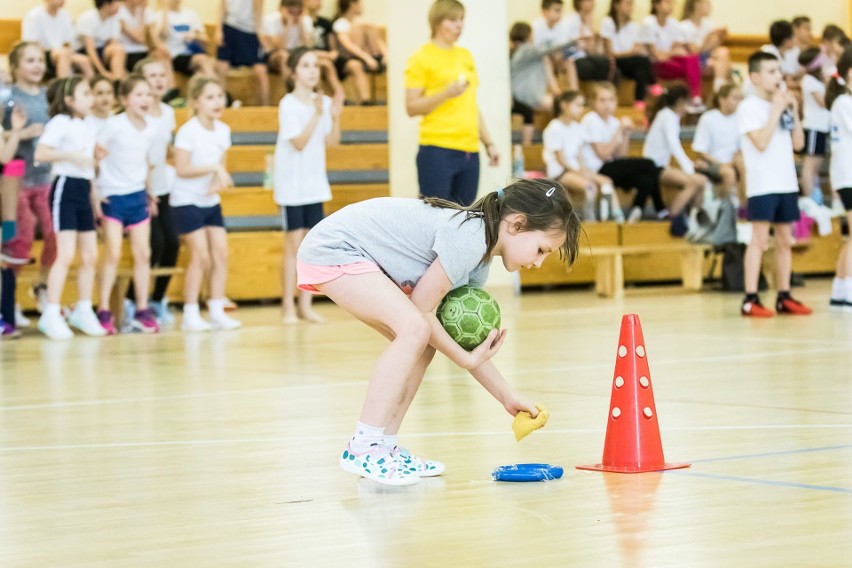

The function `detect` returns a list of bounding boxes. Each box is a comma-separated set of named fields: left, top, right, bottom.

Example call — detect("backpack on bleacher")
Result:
left=686, top=197, right=737, bottom=246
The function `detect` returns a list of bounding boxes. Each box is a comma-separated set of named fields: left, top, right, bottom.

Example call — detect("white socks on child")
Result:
left=208, top=299, right=225, bottom=318
left=350, top=421, right=384, bottom=453
left=845, top=278, right=852, bottom=302
left=831, top=277, right=852, bottom=302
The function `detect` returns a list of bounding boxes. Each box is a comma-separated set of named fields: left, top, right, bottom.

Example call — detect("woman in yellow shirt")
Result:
left=405, top=0, right=499, bottom=206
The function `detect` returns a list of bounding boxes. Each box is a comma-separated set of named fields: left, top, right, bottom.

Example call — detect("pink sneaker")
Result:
left=132, top=308, right=160, bottom=334
left=340, top=443, right=420, bottom=486
left=97, top=310, right=117, bottom=335
left=391, top=446, right=445, bottom=477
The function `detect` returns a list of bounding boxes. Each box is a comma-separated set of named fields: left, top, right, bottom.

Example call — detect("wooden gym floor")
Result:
left=1, top=279, right=850, bottom=566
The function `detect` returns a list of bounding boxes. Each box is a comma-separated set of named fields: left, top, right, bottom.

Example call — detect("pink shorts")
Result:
left=2, top=159, right=25, bottom=177
left=297, top=259, right=382, bottom=294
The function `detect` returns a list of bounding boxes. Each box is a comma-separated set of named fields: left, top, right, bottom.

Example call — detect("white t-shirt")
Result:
left=679, top=17, right=714, bottom=49
left=564, top=12, right=594, bottom=42
left=581, top=111, right=621, bottom=173
left=332, top=16, right=355, bottom=35
left=76, top=8, right=121, bottom=50
left=761, top=44, right=801, bottom=76
left=692, top=109, right=740, bottom=164
left=542, top=119, right=584, bottom=177
left=85, top=114, right=111, bottom=136
left=640, top=15, right=684, bottom=51
left=147, top=103, right=176, bottom=197
left=273, top=93, right=333, bottom=207
left=155, top=8, right=206, bottom=57
left=171, top=117, right=231, bottom=208
left=224, top=0, right=257, bottom=33
left=801, top=74, right=830, bottom=132
left=38, top=115, right=97, bottom=180
left=599, top=17, right=641, bottom=54
left=532, top=17, right=572, bottom=49
left=643, top=107, right=694, bottom=173
left=830, top=94, right=852, bottom=189
left=96, top=113, right=157, bottom=197
left=737, top=95, right=798, bottom=196
left=117, top=4, right=155, bottom=54
left=21, top=5, right=76, bottom=51
left=263, top=12, right=313, bottom=50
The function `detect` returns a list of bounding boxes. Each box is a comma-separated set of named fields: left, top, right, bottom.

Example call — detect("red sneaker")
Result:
left=776, top=296, right=813, bottom=315
left=742, top=300, right=774, bottom=317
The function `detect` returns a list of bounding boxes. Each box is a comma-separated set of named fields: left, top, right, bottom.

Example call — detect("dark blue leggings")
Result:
left=416, top=145, right=480, bottom=206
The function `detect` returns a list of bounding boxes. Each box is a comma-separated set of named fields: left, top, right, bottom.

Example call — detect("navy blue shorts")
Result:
left=216, top=24, right=263, bottom=67
left=50, top=176, right=95, bottom=232
left=837, top=188, right=852, bottom=211
left=280, top=203, right=324, bottom=231
left=102, top=190, right=150, bottom=229
left=802, top=129, right=828, bottom=156
left=416, top=145, right=480, bottom=206
left=173, top=204, right=225, bottom=235
left=747, top=193, right=800, bottom=223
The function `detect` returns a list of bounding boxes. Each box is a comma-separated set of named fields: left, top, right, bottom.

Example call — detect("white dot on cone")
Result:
left=636, top=345, right=646, bottom=357
left=643, top=407, right=653, bottom=418
left=618, top=345, right=627, bottom=357
left=639, top=376, right=650, bottom=388
left=614, top=376, right=624, bottom=388
left=611, top=407, right=621, bottom=419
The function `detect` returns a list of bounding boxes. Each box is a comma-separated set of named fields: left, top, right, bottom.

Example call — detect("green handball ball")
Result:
left=437, top=286, right=501, bottom=351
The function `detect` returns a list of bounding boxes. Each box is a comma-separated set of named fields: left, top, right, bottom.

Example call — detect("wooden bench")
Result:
left=589, top=243, right=713, bottom=298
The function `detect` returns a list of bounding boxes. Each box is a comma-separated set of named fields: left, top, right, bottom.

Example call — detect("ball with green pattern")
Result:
left=437, top=286, right=501, bottom=351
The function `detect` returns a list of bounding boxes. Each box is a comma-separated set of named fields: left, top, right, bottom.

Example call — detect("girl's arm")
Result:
left=120, top=11, right=147, bottom=45
left=553, top=150, right=574, bottom=172
left=34, top=143, right=94, bottom=171
left=336, top=28, right=376, bottom=68
left=327, top=98, right=342, bottom=147
left=289, top=97, right=324, bottom=151
left=252, top=0, right=268, bottom=51
left=83, top=36, right=111, bottom=78
left=591, top=127, right=625, bottom=161
left=468, top=361, right=539, bottom=417
left=406, top=84, right=467, bottom=117
left=479, top=111, right=499, bottom=166
left=215, top=0, right=226, bottom=46
left=664, top=114, right=695, bottom=173
left=173, top=147, right=225, bottom=178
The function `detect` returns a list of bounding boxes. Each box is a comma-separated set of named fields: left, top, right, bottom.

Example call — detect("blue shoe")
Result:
left=150, top=299, right=175, bottom=326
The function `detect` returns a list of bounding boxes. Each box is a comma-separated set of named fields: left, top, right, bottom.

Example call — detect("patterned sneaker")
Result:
left=776, top=296, right=813, bottom=316
left=339, top=443, right=421, bottom=486
left=38, top=311, right=74, bottom=340
left=132, top=308, right=160, bottom=333
left=391, top=446, right=445, bottom=477
left=97, top=310, right=118, bottom=335
left=68, top=307, right=107, bottom=337
left=741, top=299, right=774, bottom=317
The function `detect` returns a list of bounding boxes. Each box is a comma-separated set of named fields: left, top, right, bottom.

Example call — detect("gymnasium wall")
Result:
left=3, top=0, right=849, bottom=36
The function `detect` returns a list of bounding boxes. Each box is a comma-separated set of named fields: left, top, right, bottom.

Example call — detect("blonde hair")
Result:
left=133, top=56, right=165, bottom=75
left=591, top=81, right=617, bottom=101
left=429, top=0, right=465, bottom=37
left=186, top=75, right=225, bottom=114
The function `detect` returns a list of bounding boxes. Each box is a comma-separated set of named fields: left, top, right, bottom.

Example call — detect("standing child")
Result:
left=692, top=83, right=743, bottom=201
left=34, top=76, right=106, bottom=339
left=797, top=47, right=831, bottom=203
left=642, top=85, right=710, bottom=232
left=274, top=47, right=341, bottom=324
left=171, top=76, right=240, bottom=332
left=3, top=43, right=55, bottom=324
left=826, top=48, right=852, bottom=309
left=86, top=75, right=115, bottom=133
left=738, top=52, right=811, bottom=317
left=543, top=90, right=616, bottom=220
left=297, top=179, right=580, bottom=485
left=216, top=0, right=271, bottom=106
left=95, top=75, right=159, bottom=334
left=129, top=58, right=177, bottom=325
left=0, top=102, right=26, bottom=337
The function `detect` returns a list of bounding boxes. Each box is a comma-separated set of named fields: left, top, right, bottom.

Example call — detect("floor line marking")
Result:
left=687, top=443, right=852, bottom=464
left=672, top=471, right=852, bottom=494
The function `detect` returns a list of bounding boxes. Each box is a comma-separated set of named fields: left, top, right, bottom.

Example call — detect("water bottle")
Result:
left=811, top=176, right=823, bottom=206
left=512, top=144, right=524, bottom=179
left=599, top=194, right=610, bottom=221
left=780, top=107, right=795, bottom=131
left=263, top=153, right=274, bottom=190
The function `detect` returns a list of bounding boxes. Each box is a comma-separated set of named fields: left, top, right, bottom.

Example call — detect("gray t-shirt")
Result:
left=2, top=86, right=51, bottom=187
left=298, top=197, right=491, bottom=291
left=511, top=43, right=549, bottom=109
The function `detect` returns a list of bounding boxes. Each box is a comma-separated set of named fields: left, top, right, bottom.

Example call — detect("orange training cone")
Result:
left=577, top=314, right=689, bottom=473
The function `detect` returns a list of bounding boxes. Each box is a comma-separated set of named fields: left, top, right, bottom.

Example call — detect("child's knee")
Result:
left=399, top=315, right=431, bottom=350
left=192, top=249, right=211, bottom=269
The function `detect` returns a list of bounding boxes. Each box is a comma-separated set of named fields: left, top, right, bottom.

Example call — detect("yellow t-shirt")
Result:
left=405, top=43, right=480, bottom=153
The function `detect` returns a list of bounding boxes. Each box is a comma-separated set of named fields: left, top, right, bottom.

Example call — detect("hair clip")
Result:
left=496, top=188, right=505, bottom=199
left=546, top=187, right=556, bottom=197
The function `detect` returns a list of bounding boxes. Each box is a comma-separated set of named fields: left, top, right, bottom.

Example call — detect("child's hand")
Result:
left=147, top=193, right=159, bottom=217
left=94, top=145, right=109, bottom=161
left=363, top=55, right=379, bottom=71
left=771, top=89, right=788, bottom=114
left=10, top=105, right=27, bottom=132
left=504, top=396, right=539, bottom=418
left=785, top=91, right=799, bottom=114
left=444, top=80, right=468, bottom=99
left=331, top=95, right=343, bottom=118
left=463, top=328, right=507, bottom=370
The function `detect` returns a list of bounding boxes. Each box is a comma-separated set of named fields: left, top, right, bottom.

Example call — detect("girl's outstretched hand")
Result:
left=504, top=396, right=539, bottom=418
left=464, top=328, right=507, bottom=370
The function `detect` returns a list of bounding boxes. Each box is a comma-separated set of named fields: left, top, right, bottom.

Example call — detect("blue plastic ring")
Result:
left=491, top=463, right=564, bottom=482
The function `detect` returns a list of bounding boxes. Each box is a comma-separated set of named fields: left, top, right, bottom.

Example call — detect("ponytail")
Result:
left=826, top=48, right=852, bottom=110
left=647, top=84, right=689, bottom=123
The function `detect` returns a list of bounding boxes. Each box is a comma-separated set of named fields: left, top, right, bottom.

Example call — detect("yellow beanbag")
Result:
left=512, top=404, right=549, bottom=442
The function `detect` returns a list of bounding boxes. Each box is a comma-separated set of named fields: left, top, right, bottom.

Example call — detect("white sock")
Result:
left=845, top=277, right=852, bottom=301
left=208, top=299, right=225, bottom=318
left=350, top=421, right=384, bottom=453
left=831, top=277, right=845, bottom=300
left=184, top=303, right=200, bottom=318
left=600, top=183, right=614, bottom=196
left=44, top=303, right=61, bottom=317
left=383, top=434, right=399, bottom=449
left=76, top=300, right=92, bottom=312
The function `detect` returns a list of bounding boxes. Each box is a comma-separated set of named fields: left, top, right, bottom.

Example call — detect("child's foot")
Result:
left=776, top=295, right=813, bottom=315
left=182, top=314, right=213, bottom=333
left=298, top=308, right=326, bottom=324
left=210, top=313, right=242, bottom=331
left=0, top=318, right=21, bottom=340
left=741, top=298, right=774, bottom=317
left=97, top=310, right=118, bottom=335
left=282, top=307, right=299, bottom=325
left=391, top=446, right=445, bottom=477
left=340, top=443, right=421, bottom=486
left=131, top=308, right=160, bottom=333
left=150, top=299, right=175, bottom=326
left=38, top=311, right=74, bottom=340
left=68, top=306, right=107, bottom=337
left=15, top=304, right=30, bottom=327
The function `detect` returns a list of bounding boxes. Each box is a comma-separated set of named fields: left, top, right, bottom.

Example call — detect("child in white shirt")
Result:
left=737, top=51, right=810, bottom=317
left=798, top=47, right=831, bottom=203
left=216, top=0, right=271, bottom=106
left=262, top=0, right=313, bottom=76
left=692, top=83, right=743, bottom=201
left=679, top=0, right=731, bottom=91
left=153, top=0, right=216, bottom=78
left=76, top=0, right=127, bottom=81
left=22, top=0, right=94, bottom=79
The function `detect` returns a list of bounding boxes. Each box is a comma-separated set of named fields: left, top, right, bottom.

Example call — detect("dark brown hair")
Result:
left=826, top=48, right=852, bottom=110
left=798, top=46, right=824, bottom=81
left=608, top=0, right=629, bottom=31
left=711, top=82, right=739, bottom=109
left=423, top=178, right=581, bottom=267
left=647, top=84, right=689, bottom=122
left=286, top=46, right=316, bottom=92
left=509, top=22, right=532, bottom=45
left=552, top=90, right=582, bottom=118
left=47, top=76, right=87, bottom=117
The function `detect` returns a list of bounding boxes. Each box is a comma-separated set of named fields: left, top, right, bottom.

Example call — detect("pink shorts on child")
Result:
left=297, top=259, right=382, bottom=294
left=2, top=159, right=25, bottom=177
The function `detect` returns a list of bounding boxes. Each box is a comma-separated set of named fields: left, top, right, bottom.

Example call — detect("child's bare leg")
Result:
left=800, top=155, right=823, bottom=199
left=98, top=221, right=124, bottom=312
left=744, top=221, right=770, bottom=294
left=252, top=63, right=270, bottom=106
left=774, top=222, right=794, bottom=292
left=384, top=346, right=436, bottom=435
left=76, top=231, right=98, bottom=302
left=46, top=232, right=77, bottom=304
left=182, top=230, right=210, bottom=306
left=281, top=229, right=305, bottom=323
left=346, top=59, right=370, bottom=103
left=128, top=223, right=151, bottom=310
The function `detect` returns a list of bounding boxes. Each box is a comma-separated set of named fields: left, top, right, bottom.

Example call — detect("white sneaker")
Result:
left=210, top=313, right=242, bottom=331
left=68, top=307, right=107, bottom=337
left=627, top=206, right=643, bottom=223
left=182, top=314, right=213, bottom=333
left=15, top=304, right=30, bottom=327
left=38, top=312, right=74, bottom=340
